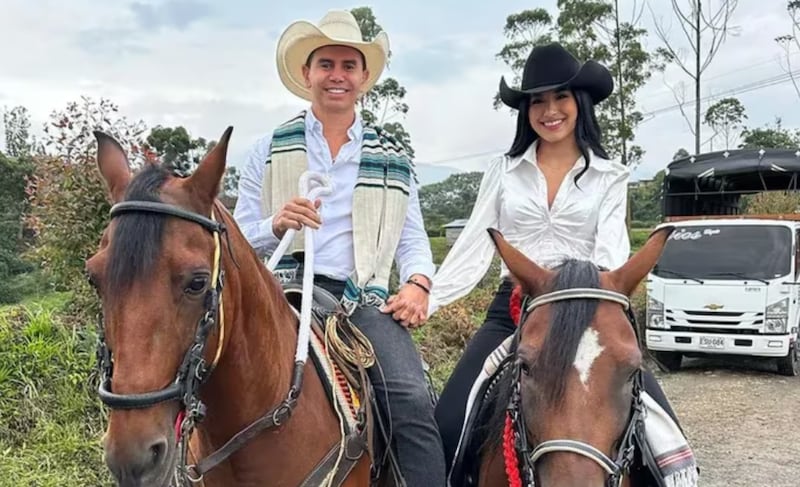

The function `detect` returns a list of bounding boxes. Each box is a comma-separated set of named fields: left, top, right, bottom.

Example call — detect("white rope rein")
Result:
left=265, top=171, right=333, bottom=363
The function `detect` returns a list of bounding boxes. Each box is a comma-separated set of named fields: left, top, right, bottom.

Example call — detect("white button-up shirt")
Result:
left=429, top=140, right=631, bottom=315
left=233, top=110, right=435, bottom=283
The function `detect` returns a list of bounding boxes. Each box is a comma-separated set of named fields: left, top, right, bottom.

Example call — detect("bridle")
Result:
left=96, top=201, right=228, bottom=412
left=506, top=288, right=645, bottom=487
left=95, top=200, right=305, bottom=484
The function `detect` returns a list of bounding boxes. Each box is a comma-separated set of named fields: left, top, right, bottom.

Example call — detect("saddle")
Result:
left=282, top=282, right=406, bottom=487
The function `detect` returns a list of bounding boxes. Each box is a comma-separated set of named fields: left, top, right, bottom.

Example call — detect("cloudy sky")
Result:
left=1, top=0, right=798, bottom=184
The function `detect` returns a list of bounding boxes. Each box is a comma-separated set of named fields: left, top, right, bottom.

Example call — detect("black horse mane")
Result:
left=106, top=164, right=173, bottom=294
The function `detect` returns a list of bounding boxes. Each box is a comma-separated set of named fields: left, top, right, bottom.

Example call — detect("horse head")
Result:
left=485, top=227, right=673, bottom=487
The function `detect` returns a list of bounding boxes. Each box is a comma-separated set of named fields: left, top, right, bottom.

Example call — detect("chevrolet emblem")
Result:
left=704, top=303, right=724, bottom=310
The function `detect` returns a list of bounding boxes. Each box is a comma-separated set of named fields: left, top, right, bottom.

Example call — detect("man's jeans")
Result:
left=315, top=276, right=446, bottom=486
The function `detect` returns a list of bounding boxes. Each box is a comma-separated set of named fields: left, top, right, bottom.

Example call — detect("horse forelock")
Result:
left=106, top=164, right=172, bottom=294
left=531, top=259, right=600, bottom=406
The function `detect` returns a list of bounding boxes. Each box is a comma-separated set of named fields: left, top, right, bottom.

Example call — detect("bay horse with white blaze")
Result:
left=473, top=227, right=673, bottom=487
left=85, top=127, right=379, bottom=486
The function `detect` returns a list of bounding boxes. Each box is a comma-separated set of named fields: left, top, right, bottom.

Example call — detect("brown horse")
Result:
left=475, top=227, right=673, bottom=487
left=85, top=127, right=376, bottom=486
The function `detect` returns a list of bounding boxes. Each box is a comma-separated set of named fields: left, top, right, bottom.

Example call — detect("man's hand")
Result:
left=272, top=197, right=322, bottom=239
left=380, top=275, right=431, bottom=329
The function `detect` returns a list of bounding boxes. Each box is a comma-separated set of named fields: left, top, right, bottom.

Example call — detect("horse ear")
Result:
left=94, top=131, right=131, bottom=203
left=608, top=226, right=675, bottom=295
left=186, top=126, right=233, bottom=203
left=487, top=228, right=552, bottom=296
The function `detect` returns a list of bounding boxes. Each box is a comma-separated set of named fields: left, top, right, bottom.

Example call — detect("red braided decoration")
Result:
left=503, top=412, right=523, bottom=487
left=509, top=285, right=523, bottom=326
left=174, top=410, right=185, bottom=441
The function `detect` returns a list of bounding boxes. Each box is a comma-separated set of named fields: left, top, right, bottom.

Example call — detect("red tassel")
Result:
left=503, top=412, right=523, bottom=487
left=174, top=410, right=185, bottom=441
left=509, top=285, right=523, bottom=326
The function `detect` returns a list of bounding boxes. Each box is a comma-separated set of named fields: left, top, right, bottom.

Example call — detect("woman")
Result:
left=428, top=42, right=679, bottom=472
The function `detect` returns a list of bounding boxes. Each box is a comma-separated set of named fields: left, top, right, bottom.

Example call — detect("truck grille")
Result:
left=665, top=309, right=763, bottom=328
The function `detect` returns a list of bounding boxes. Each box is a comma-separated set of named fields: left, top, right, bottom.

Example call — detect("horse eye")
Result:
left=86, top=271, right=100, bottom=290
left=186, top=275, right=209, bottom=295
left=516, top=358, right=531, bottom=376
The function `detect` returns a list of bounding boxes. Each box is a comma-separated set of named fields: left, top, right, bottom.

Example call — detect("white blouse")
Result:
left=428, top=140, right=631, bottom=316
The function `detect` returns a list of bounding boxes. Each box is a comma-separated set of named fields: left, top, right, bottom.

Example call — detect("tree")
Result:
left=419, top=172, right=483, bottom=235
left=673, top=147, right=690, bottom=160
left=494, top=9, right=554, bottom=109
left=560, top=0, right=662, bottom=166
left=494, top=2, right=661, bottom=166
left=703, top=97, right=747, bottom=149
left=629, top=170, right=665, bottom=225
left=0, top=152, right=34, bottom=303
left=350, top=7, right=415, bottom=157
left=738, top=118, right=800, bottom=149
left=27, top=97, right=151, bottom=318
left=145, top=125, right=210, bottom=175
left=650, top=0, right=739, bottom=154
left=3, top=106, right=33, bottom=158
left=775, top=1, right=800, bottom=100
left=41, top=96, right=150, bottom=165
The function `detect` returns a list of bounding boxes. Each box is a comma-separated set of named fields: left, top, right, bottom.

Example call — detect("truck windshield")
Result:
left=653, top=224, right=793, bottom=280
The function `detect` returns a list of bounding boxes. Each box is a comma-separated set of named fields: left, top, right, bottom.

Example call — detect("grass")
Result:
left=0, top=292, right=110, bottom=487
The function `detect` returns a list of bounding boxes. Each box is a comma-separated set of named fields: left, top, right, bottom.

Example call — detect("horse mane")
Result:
left=107, top=164, right=172, bottom=294
left=481, top=259, right=600, bottom=456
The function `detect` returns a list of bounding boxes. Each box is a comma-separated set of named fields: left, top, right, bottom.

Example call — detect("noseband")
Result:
left=507, top=287, right=645, bottom=487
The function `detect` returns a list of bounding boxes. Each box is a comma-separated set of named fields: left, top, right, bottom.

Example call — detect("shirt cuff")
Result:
left=258, top=216, right=281, bottom=252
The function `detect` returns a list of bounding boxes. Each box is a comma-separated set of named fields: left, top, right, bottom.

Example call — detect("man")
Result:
left=233, top=9, right=446, bottom=486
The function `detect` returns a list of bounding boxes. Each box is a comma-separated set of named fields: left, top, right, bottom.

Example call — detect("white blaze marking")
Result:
left=573, top=328, right=604, bottom=386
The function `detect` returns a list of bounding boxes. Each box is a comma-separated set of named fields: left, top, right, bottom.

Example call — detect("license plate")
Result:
left=699, top=336, right=725, bottom=350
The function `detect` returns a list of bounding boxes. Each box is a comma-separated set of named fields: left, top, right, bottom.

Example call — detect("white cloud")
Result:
left=1, top=0, right=797, bottom=185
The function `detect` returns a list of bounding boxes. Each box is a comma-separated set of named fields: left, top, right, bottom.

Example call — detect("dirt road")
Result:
left=656, top=356, right=799, bottom=487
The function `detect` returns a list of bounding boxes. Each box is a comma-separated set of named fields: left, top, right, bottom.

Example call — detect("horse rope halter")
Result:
left=95, top=201, right=305, bottom=485
left=505, top=288, right=646, bottom=487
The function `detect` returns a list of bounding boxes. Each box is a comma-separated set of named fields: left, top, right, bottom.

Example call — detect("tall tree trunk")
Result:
left=614, top=0, right=628, bottom=165
left=695, top=1, right=702, bottom=154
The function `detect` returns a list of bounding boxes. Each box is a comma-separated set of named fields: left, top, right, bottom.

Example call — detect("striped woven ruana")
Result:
left=262, top=111, right=416, bottom=314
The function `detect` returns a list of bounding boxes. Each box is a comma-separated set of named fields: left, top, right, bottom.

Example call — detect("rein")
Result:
left=505, top=287, right=644, bottom=487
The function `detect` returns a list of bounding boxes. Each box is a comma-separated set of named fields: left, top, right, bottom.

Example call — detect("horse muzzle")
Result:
left=105, top=430, right=177, bottom=487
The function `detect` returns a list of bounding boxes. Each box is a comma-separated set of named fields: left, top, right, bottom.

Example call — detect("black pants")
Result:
left=434, top=280, right=680, bottom=470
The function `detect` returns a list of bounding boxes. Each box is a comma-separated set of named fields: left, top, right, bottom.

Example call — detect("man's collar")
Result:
left=304, top=108, right=363, bottom=140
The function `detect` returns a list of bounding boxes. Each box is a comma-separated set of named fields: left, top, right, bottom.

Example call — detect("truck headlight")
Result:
left=765, top=298, right=788, bottom=333
left=646, top=297, right=667, bottom=329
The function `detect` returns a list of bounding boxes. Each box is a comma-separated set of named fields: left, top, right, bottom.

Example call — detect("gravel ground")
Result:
left=655, top=355, right=799, bottom=487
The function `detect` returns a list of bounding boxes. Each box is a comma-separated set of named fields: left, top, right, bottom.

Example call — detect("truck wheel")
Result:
left=776, top=341, right=799, bottom=377
left=653, top=351, right=682, bottom=372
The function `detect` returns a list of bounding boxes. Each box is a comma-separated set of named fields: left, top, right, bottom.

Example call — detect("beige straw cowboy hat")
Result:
left=276, top=9, right=390, bottom=101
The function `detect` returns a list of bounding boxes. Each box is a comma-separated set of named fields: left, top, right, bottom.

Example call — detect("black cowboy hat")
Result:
left=499, top=42, right=613, bottom=109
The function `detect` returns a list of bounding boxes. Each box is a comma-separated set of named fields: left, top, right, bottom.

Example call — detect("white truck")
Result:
left=645, top=216, right=800, bottom=376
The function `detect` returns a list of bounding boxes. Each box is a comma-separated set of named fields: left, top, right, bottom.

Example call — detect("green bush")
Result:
left=0, top=153, right=34, bottom=304
left=0, top=294, right=109, bottom=486
left=742, top=191, right=800, bottom=214
left=26, top=98, right=149, bottom=321
left=629, top=228, right=652, bottom=252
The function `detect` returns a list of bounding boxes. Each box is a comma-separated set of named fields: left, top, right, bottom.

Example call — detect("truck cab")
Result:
left=645, top=217, right=800, bottom=375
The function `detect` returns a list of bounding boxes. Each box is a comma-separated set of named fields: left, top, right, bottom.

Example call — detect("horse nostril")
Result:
left=148, top=438, right=168, bottom=469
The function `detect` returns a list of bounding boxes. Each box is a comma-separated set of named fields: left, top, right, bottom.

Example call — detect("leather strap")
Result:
left=298, top=429, right=369, bottom=487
